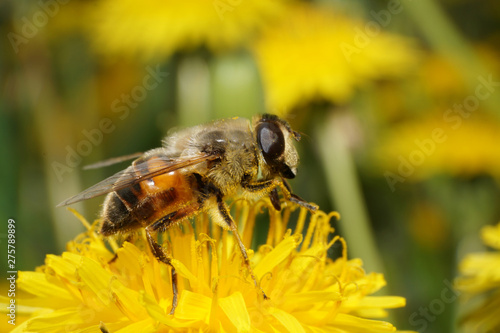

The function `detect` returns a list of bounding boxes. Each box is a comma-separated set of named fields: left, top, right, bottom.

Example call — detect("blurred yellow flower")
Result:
left=455, top=222, right=500, bottom=332
left=87, top=0, right=286, bottom=60
left=1, top=201, right=407, bottom=332
left=376, top=116, right=500, bottom=183
left=252, top=3, right=418, bottom=113
left=420, top=54, right=467, bottom=99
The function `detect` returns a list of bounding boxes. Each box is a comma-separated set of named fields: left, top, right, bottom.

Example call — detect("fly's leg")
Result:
left=145, top=229, right=178, bottom=315
left=242, top=178, right=318, bottom=212
left=99, top=322, right=110, bottom=333
left=145, top=202, right=201, bottom=315
left=215, top=194, right=269, bottom=300
left=281, top=178, right=319, bottom=212
left=268, top=187, right=281, bottom=211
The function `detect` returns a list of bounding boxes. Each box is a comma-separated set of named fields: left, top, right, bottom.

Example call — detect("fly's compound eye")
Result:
left=257, top=121, right=285, bottom=161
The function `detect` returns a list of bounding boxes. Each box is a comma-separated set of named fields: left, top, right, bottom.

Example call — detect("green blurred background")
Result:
left=1, top=0, right=499, bottom=332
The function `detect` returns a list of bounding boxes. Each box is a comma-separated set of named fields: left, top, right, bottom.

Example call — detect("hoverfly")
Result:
left=58, top=114, right=318, bottom=314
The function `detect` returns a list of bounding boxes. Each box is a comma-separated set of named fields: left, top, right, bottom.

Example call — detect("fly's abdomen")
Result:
left=100, top=190, right=141, bottom=236
left=100, top=155, right=198, bottom=236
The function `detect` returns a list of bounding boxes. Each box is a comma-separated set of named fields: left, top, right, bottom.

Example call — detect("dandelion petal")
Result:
left=218, top=292, right=251, bottom=332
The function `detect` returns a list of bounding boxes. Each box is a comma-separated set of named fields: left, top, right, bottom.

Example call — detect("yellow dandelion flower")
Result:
left=376, top=115, right=500, bottom=183
left=419, top=54, right=467, bottom=98
left=87, top=0, right=286, bottom=60
left=252, top=3, right=418, bottom=113
left=2, top=200, right=407, bottom=332
left=455, top=222, right=500, bottom=332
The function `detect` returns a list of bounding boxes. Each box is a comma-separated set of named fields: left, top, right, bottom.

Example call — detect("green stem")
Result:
left=404, top=0, right=500, bottom=114
left=317, top=112, right=384, bottom=274
left=177, top=55, right=212, bottom=127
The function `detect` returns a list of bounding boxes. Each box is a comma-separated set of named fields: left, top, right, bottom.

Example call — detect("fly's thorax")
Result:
left=202, top=129, right=259, bottom=195
left=161, top=117, right=251, bottom=155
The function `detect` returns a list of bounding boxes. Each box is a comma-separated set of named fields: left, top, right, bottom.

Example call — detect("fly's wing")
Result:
left=82, top=152, right=144, bottom=170
left=57, top=153, right=217, bottom=207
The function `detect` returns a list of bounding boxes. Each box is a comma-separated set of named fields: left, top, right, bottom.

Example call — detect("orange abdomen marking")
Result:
left=101, top=155, right=198, bottom=235
left=133, top=156, right=197, bottom=223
